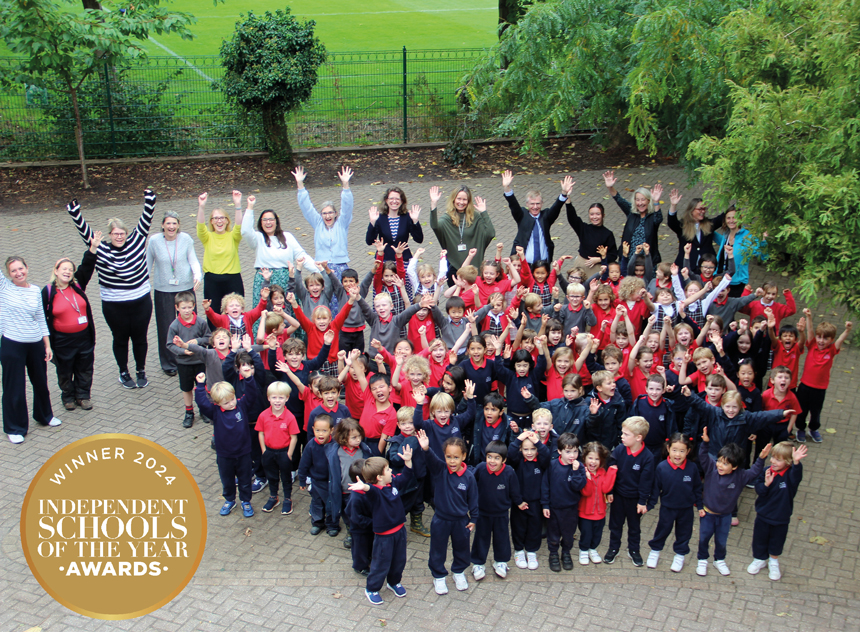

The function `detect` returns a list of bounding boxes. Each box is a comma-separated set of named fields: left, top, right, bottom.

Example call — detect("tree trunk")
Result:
left=260, top=106, right=294, bottom=165
left=69, top=84, right=90, bottom=189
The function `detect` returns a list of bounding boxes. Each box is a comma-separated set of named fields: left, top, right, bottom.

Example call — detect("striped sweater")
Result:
left=67, top=191, right=155, bottom=301
left=0, top=276, right=49, bottom=343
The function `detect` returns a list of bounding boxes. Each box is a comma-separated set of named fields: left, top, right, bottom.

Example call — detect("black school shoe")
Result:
left=604, top=548, right=619, bottom=564
left=182, top=410, right=194, bottom=428
left=310, top=526, right=323, bottom=536
left=136, top=371, right=148, bottom=388
left=343, top=535, right=353, bottom=549
left=561, top=550, right=574, bottom=571
left=549, top=552, right=561, bottom=572
left=628, top=550, right=644, bottom=567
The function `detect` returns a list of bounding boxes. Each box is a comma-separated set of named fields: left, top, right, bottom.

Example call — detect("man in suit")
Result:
left=503, top=170, right=574, bottom=265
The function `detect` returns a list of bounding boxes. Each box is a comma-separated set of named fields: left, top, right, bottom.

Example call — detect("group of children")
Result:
left=166, top=200, right=850, bottom=605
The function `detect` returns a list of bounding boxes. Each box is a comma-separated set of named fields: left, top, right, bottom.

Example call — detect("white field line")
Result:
left=194, top=8, right=496, bottom=18
left=147, top=36, right=216, bottom=82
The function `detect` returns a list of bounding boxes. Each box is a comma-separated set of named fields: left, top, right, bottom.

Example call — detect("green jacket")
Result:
left=429, top=208, right=496, bottom=271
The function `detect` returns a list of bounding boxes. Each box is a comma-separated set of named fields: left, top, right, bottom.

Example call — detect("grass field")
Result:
left=146, top=0, right=499, bottom=57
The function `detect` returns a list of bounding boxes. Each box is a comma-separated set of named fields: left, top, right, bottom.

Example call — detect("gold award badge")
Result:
left=20, top=434, right=207, bottom=619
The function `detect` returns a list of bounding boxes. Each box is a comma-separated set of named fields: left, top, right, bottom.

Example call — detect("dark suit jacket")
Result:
left=506, top=192, right=564, bottom=263
left=365, top=213, right=424, bottom=262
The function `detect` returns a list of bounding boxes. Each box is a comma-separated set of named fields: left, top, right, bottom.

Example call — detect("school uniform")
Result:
left=325, top=441, right=372, bottom=531
left=796, top=340, right=838, bottom=433
left=471, top=412, right=511, bottom=465
left=471, top=464, right=523, bottom=566
left=307, top=402, right=351, bottom=432
left=345, top=489, right=374, bottom=574
left=386, top=434, right=426, bottom=516
left=296, top=436, right=336, bottom=531
left=752, top=463, right=803, bottom=558
left=508, top=438, right=550, bottom=554
left=493, top=355, right=544, bottom=421
left=458, top=356, right=499, bottom=408
left=363, top=468, right=414, bottom=593
left=629, top=395, right=677, bottom=457
left=541, top=458, right=587, bottom=554
left=584, top=388, right=627, bottom=449
left=255, top=406, right=300, bottom=499
left=647, top=458, right=703, bottom=555
left=578, top=467, right=617, bottom=551
left=165, top=313, right=210, bottom=392
left=685, top=394, right=786, bottom=460
left=222, top=349, right=268, bottom=482
left=525, top=393, right=590, bottom=439
left=424, top=446, right=479, bottom=579
left=607, top=444, right=655, bottom=555
left=413, top=399, right=476, bottom=465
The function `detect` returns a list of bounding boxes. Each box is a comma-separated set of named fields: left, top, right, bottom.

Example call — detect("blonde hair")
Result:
left=207, top=209, right=232, bottom=232
left=551, top=346, right=574, bottom=367
left=220, top=292, right=246, bottom=313
left=397, top=406, right=415, bottom=424
left=445, top=186, right=475, bottom=227
left=267, top=381, right=292, bottom=399
left=311, top=305, right=333, bottom=321
left=429, top=392, right=455, bottom=415
left=691, top=347, right=714, bottom=362
left=618, top=276, right=645, bottom=301
left=532, top=408, right=553, bottom=425
left=622, top=416, right=650, bottom=438
left=416, top=263, right=436, bottom=280
left=107, top=217, right=129, bottom=235
left=771, top=441, right=794, bottom=464
left=592, top=370, right=614, bottom=390
left=457, top=265, right=478, bottom=284
left=49, top=258, right=76, bottom=285
left=265, top=312, right=284, bottom=335
left=209, top=381, right=236, bottom=405
left=566, top=283, right=586, bottom=297
left=681, top=198, right=713, bottom=241
left=374, top=293, right=393, bottom=308
left=632, top=187, right=656, bottom=215
left=720, top=390, right=743, bottom=408
left=523, top=293, right=542, bottom=311
left=403, top=355, right=431, bottom=383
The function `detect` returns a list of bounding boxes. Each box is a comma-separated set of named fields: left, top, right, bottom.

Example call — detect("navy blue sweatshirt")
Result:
left=700, top=442, right=764, bottom=515
left=647, top=458, right=703, bottom=511
left=296, top=436, right=334, bottom=483
left=525, top=393, right=590, bottom=439
left=269, top=343, right=331, bottom=420
left=364, top=468, right=414, bottom=534
left=221, top=348, right=267, bottom=423
left=424, top=446, right=479, bottom=522
left=609, top=444, right=656, bottom=505
left=493, top=355, right=545, bottom=415
left=685, top=394, right=786, bottom=459
left=737, top=384, right=763, bottom=413
left=345, top=490, right=373, bottom=534
left=629, top=395, right=677, bottom=454
left=540, top=458, right=587, bottom=509
left=754, top=463, right=803, bottom=526
left=585, top=389, right=627, bottom=449
left=307, top=402, right=351, bottom=430
left=458, top=356, right=498, bottom=405
left=387, top=433, right=427, bottom=480
left=586, top=356, right=633, bottom=408
left=507, top=438, right=551, bottom=502
left=474, top=464, right=523, bottom=517
left=195, top=380, right=258, bottom=458
left=414, top=398, right=476, bottom=460
left=472, top=412, right=511, bottom=465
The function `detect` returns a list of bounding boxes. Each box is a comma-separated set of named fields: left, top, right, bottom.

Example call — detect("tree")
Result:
left=689, top=0, right=860, bottom=313
left=219, top=9, right=327, bottom=165
left=0, top=0, right=200, bottom=188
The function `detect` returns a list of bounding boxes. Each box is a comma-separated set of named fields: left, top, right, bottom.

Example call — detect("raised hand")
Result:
left=561, top=175, right=575, bottom=197
left=651, top=184, right=663, bottom=204
left=669, top=188, right=682, bottom=206
left=764, top=467, right=775, bottom=487
left=291, top=166, right=307, bottom=184
left=501, top=170, right=514, bottom=189
left=602, top=170, right=617, bottom=189
left=474, top=196, right=487, bottom=213
left=338, top=165, right=353, bottom=186
left=409, top=204, right=421, bottom=222
left=429, top=186, right=442, bottom=206
left=232, top=190, right=242, bottom=207
left=793, top=444, right=808, bottom=464
left=393, top=241, right=409, bottom=257
left=589, top=397, right=600, bottom=414
left=520, top=385, right=532, bottom=400
left=89, top=230, right=103, bottom=253
left=195, top=372, right=206, bottom=384
left=198, top=192, right=208, bottom=206
left=368, top=205, right=380, bottom=225
left=324, top=329, right=335, bottom=345
left=261, top=267, right=273, bottom=281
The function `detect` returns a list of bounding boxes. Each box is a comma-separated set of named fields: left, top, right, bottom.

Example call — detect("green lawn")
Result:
left=146, top=0, right=499, bottom=57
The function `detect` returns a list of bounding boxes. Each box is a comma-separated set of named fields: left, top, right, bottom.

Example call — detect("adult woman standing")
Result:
left=43, top=234, right=99, bottom=411
left=366, top=185, right=423, bottom=263
left=147, top=210, right=202, bottom=376
left=602, top=171, right=664, bottom=265
left=715, top=207, right=764, bottom=297
left=294, top=165, right=353, bottom=280
left=667, top=196, right=726, bottom=273
left=566, top=200, right=618, bottom=270
left=1, top=256, right=61, bottom=444
left=67, top=191, right=155, bottom=389
left=428, top=185, right=495, bottom=282
left=240, top=193, right=319, bottom=316
left=197, top=191, right=243, bottom=322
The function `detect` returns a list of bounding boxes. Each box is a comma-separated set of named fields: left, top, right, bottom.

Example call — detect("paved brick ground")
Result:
left=1, top=164, right=858, bottom=631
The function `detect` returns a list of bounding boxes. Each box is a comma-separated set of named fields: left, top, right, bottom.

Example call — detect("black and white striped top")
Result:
left=0, top=276, right=49, bottom=343
left=67, top=191, right=155, bottom=302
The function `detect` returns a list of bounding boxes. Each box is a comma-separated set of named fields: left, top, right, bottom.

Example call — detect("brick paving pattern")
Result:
left=1, top=164, right=858, bottom=631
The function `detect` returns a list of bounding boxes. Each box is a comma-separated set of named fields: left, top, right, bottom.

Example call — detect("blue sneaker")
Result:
left=387, top=583, right=406, bottom=598
left=281, top=499, right=293, bottom=515
left=220, top=501, right=236, bottom=516
left=796, top=430, right=807, bottom=443
left=251, top=477, right=267, bottom=494
left=365, top=590, right=384, bottom=606
left=242, top=502, right=254, bottom=518
left=810, top=430, right=823, bottom=443
left=262, top=496, right=279, bottom=513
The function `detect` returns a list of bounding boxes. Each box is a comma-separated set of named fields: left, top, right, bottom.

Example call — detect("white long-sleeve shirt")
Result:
left=0, top=276, right=49, bottom=343
left=241, top=209, right=319, bottom=273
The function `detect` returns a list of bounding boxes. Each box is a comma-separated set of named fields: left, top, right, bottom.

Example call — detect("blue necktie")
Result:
left=531, top=219, right=542, bottom=262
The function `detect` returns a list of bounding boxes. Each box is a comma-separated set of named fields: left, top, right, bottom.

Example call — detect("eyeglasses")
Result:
left=110, top=231, right=127, bottom=237
left=212, top=216, right=227, bottom=221
left=321, top=212, right=336, bottom=217
left=261, top=217, right=277, bottom=222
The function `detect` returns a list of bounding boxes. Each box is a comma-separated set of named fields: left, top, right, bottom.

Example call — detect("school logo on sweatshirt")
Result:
left=497, top=484, right=506, bottom=490
left=392, top=488, right=399, bottom=496
left=632, top=464, right=640, bottom=470
left=458, top=483, right=468, bottom=491
left=235, top=412, right=243, bottom=422
left=534, top=468, right=541, bottom=475
left=658, top=415, right=665, bottom=421
left=779, top=481, right=787, bottom=489
left=683, top=475, right=692, bottom=482
left=728, top=483, right=736, bottom=489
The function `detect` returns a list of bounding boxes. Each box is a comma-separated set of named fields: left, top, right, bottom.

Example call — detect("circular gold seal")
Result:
left=20, top=434, right=207, bottom=619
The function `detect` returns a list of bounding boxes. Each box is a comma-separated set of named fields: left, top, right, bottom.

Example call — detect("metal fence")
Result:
left=0, top=48, right=491, bottom=162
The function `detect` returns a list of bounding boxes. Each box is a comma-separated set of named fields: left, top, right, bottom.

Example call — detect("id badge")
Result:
left=168, top=278, right=179, bottom=286
left=458, top=244, right=467, bottom=252
left=78, top=316, right=88, bottom=325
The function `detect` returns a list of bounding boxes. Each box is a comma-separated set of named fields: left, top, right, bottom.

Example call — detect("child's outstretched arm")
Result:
left=836, top=321, right=853, bottom=351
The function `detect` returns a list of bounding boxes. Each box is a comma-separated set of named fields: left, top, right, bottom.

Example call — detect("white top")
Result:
left=0, top=276, right=49, bottom=343
left=241, top=209, right=319, bottom=273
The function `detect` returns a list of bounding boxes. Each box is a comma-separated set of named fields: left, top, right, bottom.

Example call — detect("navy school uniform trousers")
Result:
left=752, top=463, right=803, bottom=559
left=470, top=464, right=524, bottom=565
left=424, top=446, right=479, bottom=578
left=508, top=438, right=551, bottom=553
left=541, top=458, right=587, bottom=553
left=364, top=469, right=413, bottom=593
left=296, top=438, right=337, bottom=530
left=346, top=490, right=374, bottom=574
left=608, top=444, right=655, bottom=554
left=647, top=458, right=703, bottom=556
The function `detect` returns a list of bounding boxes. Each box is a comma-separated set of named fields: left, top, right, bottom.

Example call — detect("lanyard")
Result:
left=163, top=238, right=178, bottom=277
left=458, top=217, right=465, bottom=244
left=57, top=287, right=81, bottom=315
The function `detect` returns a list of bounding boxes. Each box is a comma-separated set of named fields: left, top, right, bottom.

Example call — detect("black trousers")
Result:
left=309, top=479, right=337, bottom=530
left=338, top=329, right=366, bottom=354
left=471, top=513, right=511, bottom=564
left=51, top=329, right=94, bottom=402
left=261, top=445, right=292, bottom=498
left=648, top=505, right=694, bottom=555
left=101, top=294, right=152, bottom=373
left=547, top=505, right=578, bottom=554
left=154, top=289, right=192, bottom=371
left=1, top=337, right=54, bottom=436
left=608, top=495, right=642, bottom=553
left=511, top=503, right=543, bottom=552
left=579, top=517, right=606, bottom=551
left=796, top=384, right=827, bottom=432
left=752, top=517, right=789, bottom=558
left=204, top=272, right=244, bottom=328
left=351, top=529, right=374, bottom=573
left=216, top=452, right=252, bottom=503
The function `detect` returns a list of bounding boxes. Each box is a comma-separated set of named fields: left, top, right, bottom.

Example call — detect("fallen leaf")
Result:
left=23, top=628, right=42, bottom=632
left=809, top=535, right=829, bottom=545
left=776, top=613, right=792, bottom=617
left=244, top=528, right=252, bottom=537
left=333, top=592, right=342, bottom=599
left=825, top=428, right=837, bottom=434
